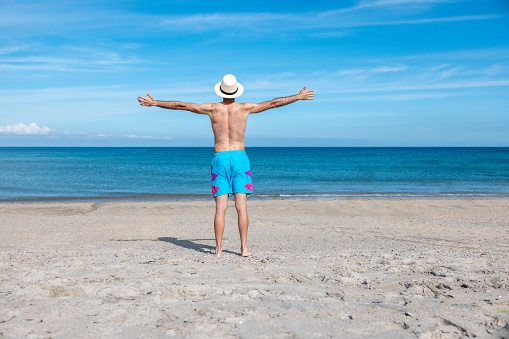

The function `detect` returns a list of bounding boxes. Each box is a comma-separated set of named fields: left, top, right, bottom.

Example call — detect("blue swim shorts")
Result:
left=211, top=150, right=253, bottom=197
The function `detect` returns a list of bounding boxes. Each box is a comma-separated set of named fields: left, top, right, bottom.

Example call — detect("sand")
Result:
left=0, top=198, right=508, bottom=338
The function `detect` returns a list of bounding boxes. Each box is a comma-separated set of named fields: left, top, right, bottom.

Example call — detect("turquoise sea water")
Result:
left=0, top=147, right=508, bottom=202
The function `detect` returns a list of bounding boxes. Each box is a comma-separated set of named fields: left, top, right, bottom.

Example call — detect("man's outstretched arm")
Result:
left=138, top=93, right=213, bottom=115
left=248, top=87, right=315, bottom=114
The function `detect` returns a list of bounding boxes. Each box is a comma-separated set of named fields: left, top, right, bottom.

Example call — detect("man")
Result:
left=138, top=74, right=314, bottom=257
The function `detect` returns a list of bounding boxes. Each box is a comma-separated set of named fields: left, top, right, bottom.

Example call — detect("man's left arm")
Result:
left=247, top=87, right=315, bottom=114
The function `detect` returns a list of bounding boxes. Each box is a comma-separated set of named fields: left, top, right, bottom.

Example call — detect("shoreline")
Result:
left=1, top=192, right=509, bottom=204
left=1, top=198, right=508, bottom=337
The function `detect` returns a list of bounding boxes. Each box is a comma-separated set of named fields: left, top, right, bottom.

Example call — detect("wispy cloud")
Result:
left=73, top=134, right=175, bottom=141
left=428, top=64, right=450, bottom=71
left=0, top=123, right=54, bottom=135
left=335, top=68, right=367, bottom=76
left=0, top=81, right=215, bottom=104
left=1, top=0, right=501, bottom=39
left=485, top=64, right=507, bottom=75
left=372, top=65, right=410, bottom=73
left=0, top=48, right=141, bottom=73
left=309, top=31, right=350, bottom=38
left=438, top=66, right=462, bottom=79
left=320, top=92, right=463, bottom=102
left=0, top=85, right=136, bottom=104
left=335, top=65, right=410, bottom=76
left=374, top=14, right=501, bottom=26
left=159, top=12, right=498, bottom=33
left=325, top=79, right=509, bottom=94
left=357, top=0, right=464, bottom=9
left=321, top=0, right=469, bottom=16
left=393, top=46, right=509, bottom=61
left=0, top=42, right=34, bottom=55
left=309, top=45, right=509, bottom=100
left=2, top=50, right=507, bottom=105
left=163, top=12, right=295, bottom=29
left=124, top=135, right=174, bottom=140
left=70, top=133, right=177, bottom=141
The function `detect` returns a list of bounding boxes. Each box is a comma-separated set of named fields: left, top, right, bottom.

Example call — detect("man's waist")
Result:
left=213, top=150, right=247, bottom=157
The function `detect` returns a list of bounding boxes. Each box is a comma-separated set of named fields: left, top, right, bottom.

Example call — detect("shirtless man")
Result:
left=138, top=74, right=314, bottom=257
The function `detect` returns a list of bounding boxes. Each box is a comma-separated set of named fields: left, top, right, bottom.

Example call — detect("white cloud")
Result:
left=0, top=122, right=53, bottom=135
left=0, top=128, right=174, bottom=141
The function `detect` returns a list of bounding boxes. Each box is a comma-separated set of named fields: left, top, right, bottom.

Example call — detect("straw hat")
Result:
left=214, top=74, right=244, bottom=98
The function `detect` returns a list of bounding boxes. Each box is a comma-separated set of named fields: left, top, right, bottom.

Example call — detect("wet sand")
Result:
left=1, top=198, right=508, bottom=338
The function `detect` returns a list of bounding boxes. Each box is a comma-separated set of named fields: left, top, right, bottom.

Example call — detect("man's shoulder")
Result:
left=238, top=102, right=257, bottom=109
left=208, top=102, right=257, bottom=113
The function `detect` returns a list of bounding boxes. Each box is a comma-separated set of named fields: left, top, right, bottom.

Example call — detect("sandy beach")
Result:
left=1, top=198, right=508, bottom=338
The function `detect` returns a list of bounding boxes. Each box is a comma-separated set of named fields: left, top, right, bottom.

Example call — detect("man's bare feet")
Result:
left=241, top=249, right=252, bottom=257
left=212, top=250, right=221, bottom=258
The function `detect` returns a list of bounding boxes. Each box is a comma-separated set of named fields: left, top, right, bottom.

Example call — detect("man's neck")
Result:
left=222, top=98, right=235, bottom=105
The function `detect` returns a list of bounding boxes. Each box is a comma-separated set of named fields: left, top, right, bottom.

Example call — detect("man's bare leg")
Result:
left=234, top=193, right=251, bottom=257
left=213, top=194, right=228, bottom=257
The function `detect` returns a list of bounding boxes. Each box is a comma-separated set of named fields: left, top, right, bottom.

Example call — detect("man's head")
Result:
left=215, top=74, right=244, bottom=99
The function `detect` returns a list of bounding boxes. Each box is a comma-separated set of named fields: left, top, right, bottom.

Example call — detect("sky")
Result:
left=0, top=0, right=508, bottom=147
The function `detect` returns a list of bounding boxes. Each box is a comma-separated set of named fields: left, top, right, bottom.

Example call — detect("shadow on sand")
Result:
left=157, top=237, right=239, bottom=256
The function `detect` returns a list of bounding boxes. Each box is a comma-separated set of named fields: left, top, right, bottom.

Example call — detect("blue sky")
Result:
left=1, top=0, right=508, bottom=146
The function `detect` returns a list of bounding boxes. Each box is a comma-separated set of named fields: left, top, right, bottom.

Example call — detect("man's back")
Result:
left=208, top=102, right=250, bottom=153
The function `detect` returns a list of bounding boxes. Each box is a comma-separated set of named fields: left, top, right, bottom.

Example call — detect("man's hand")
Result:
left=138, top=93, right=156, bottom=106
left=297, top=86, right=315, bottom=100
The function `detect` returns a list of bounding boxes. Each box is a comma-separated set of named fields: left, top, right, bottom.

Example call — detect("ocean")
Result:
left=0, top=147, right=508, bottom=202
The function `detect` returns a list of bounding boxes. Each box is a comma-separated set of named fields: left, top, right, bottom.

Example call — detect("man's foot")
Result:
left=212, top=250, right=222, bottom=258
left=241, top=249, right=252, bottom=257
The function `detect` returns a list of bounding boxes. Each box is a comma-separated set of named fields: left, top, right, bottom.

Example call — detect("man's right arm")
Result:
left=247, top=87, right=315, bottom=114
left=138, top=93, right=213, bottom=115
